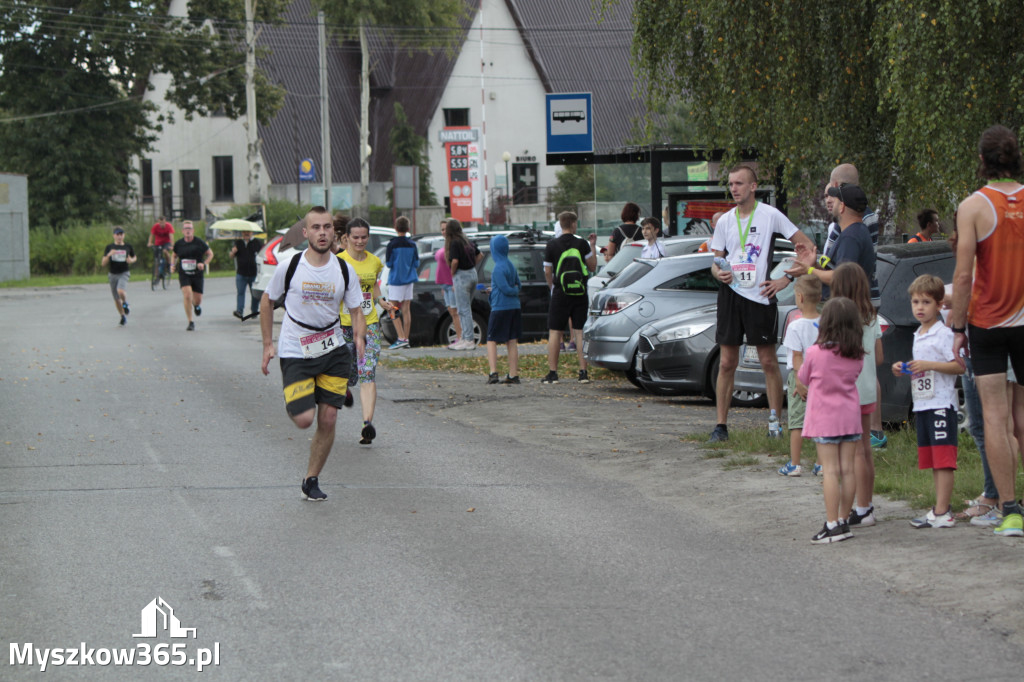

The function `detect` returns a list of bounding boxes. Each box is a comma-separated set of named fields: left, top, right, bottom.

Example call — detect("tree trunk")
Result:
left=245, top=0, right=261, bottom=204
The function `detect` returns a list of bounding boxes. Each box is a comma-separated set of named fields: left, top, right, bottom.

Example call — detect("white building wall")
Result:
left=134, top=0, right=266, bottom=222
left=426, top=0, right=561, bottom=216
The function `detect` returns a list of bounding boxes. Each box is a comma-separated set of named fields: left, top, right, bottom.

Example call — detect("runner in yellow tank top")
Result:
left=337, top=219, right=397, bottom=445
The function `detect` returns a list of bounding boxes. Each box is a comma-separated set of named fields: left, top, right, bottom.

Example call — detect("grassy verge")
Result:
left=1, top=270, right=234, bottom=288
left=689, top=426, right=1024, bottom=512
left=380, top=345, right=627, bottom=383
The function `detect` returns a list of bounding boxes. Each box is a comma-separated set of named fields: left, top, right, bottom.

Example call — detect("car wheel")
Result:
left=437, top=313, right=485, bottom=346
left=625, top=351, right=643, bottom=389
left=708, top=353, right=769, bottom=408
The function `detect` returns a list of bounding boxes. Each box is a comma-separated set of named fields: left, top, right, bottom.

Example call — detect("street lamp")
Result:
left=502, top=151, right=512, bottom=205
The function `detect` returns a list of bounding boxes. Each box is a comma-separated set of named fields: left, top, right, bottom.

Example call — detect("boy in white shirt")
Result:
left=892, top=274, right=964, bottom=527
left=639, top=217, right=666, bottom=259
left=778, top=275, right=822, bottom=476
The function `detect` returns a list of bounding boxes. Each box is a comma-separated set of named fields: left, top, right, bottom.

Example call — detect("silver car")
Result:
left=587, top=235, right=709, bottom=300
left=583, top=253, right=722, bottom=386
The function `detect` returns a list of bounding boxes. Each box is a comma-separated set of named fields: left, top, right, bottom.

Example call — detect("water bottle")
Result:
left=713, top=257, right=731, bottom=273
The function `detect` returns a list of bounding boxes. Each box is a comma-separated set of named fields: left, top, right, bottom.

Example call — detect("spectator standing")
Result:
left=830, top=263, right=884, bottom=528
left=893, top=274, right=963, bottom=528
left=777, top=275, right=822, bottom=477
left=950, top=124, right=1024, bottom=538
left=435, top=220, right=462, bottom=345
left=603, top=201, right=643, bottom=262
left=709, top=165, right=814, bottom=442
left=908, top=209, right=940, bottom=243
left=485, top=234, right=522, bottom=385
left=542, top=211, right=597, bottom=384
left=230, top=229, right=263, bottom=319
left=101, top=227, right=137, bottom=326
left=639, top=217, right=666, bottom=259
left=799, top=297, right=866, bottom=544
left=445, top=219, right=480, bottom=350
left=385, top=216, right=419, bottom=349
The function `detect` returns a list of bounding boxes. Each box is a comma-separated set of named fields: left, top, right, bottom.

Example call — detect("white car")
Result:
left=253, top=225, right=397, bottom=299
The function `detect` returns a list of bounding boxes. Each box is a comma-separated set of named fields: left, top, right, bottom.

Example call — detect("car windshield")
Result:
left=605, top=259, right=655, bottom=290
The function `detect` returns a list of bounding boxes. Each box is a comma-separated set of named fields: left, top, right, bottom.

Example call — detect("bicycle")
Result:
left=151, top=246, right=170, bottom=290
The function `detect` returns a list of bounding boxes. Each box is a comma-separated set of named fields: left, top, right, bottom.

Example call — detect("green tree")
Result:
left=389, top=102, right=437, bottom=206
left=0, top=0, right=287, bottom=230
left=625, top=0, right=1024, bottom=228
left=314, top=0, right=465, bottom=217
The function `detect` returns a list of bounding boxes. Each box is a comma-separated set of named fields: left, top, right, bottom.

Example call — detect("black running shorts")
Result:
left=547, top=290, right=588, bottom=331
left=715, top=284, right=779, bottom=347
left=279, top=345, right=352, bottom=416
left=968, top=324, right=1024, bottom=381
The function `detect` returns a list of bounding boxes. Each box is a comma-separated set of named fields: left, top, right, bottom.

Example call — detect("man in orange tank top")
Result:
left=950, top=124, right=1024, bottom=538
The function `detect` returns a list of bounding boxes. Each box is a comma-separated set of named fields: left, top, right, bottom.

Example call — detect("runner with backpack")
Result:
left=542, top=211, right=598, bottom=384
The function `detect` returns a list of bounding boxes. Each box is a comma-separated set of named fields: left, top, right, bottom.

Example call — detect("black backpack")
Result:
left=273, top=251, right=350, bottom=331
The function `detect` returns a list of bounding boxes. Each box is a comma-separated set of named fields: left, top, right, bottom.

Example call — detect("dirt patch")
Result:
left=385, top=368, right=1024, bottom=645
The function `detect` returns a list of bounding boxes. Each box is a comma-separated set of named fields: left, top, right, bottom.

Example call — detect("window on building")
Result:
left=443, top=108, right=470, bottom=127
left=141, top=159, right=154, bottom=204
left=213, top=156, right=233, bottom=202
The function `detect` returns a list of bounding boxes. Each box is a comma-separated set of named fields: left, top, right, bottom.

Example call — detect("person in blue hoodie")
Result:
left=384, top=216, right=420, bottom=349
left=485, top=234, right=522, bottom=384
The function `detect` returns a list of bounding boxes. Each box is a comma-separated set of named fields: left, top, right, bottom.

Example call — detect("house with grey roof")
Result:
left=135, top=0, right=643, bottom=226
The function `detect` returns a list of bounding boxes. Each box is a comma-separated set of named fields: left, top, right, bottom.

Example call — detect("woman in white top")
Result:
left=640, top=217, right=666, bottom=259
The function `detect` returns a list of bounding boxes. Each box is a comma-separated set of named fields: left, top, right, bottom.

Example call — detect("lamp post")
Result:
left=502, top=151, right=511, bottom=206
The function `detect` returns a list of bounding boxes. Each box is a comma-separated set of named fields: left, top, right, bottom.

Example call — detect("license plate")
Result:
left=743, top=345, right=759, bottom=364
left=634, top=353, right=643, bottom=373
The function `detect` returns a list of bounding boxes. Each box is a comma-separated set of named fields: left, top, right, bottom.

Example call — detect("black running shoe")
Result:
left=810, top=522, right=847, bottom=544
left=541, top=371, right=559, bottom=384
left=360, top=421, right=376, bottom=445
left=119, top=315, right=127, bottom=326
left=233, top=310, right=243, bottom=320
left=194, top=304, right=202, bottom=317
left=708, top=424, right=729, bottom=443
left=502, top=375, right=521, bottom=384
left=578, top=369, right=590, bottom=383
left=301, top=476, right=327, bottom=501
left=487, top=372, right=500, bottom=384
left=122, top=301, right=130, bottom=315
left=186, top=321, right=195, bottom=331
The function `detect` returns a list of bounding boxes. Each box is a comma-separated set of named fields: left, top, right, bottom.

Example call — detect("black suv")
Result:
left=381, top=229, right=554, bottom=346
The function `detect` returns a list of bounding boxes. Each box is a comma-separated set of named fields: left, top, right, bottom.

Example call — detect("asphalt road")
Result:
left=2, top=277, right=1022, bottom=680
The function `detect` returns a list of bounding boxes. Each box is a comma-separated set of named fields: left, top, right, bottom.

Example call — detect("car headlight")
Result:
left=656, top=321, right=713, bottom=342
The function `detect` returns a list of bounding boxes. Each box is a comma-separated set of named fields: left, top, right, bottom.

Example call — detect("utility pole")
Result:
left=359, top=21, right=370, bottom=219
left=319, top=11, right=331, bottom=211
left=244, top=0, right=262, bottom=204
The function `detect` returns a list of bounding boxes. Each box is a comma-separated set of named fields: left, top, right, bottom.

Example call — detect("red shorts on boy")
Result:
left=915, top=405, right=958, bottom=470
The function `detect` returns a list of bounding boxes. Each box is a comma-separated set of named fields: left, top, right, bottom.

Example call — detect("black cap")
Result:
left=113, top=227, right=125, bottom=234
left=826, top=184, right=868, bottom=213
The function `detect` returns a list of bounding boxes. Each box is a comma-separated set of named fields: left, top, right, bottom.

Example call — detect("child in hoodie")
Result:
left=486, top=234, right=523, bottom=384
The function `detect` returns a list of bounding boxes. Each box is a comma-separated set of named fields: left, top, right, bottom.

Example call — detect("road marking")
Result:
left=213, top=545, right=267, bottom=610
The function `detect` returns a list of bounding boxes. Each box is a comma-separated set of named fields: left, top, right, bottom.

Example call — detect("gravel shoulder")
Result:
left=381, top=364, right=1024, bottom=646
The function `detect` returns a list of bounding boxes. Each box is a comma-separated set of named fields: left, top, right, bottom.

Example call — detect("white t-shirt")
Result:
left=709, top=201, right=800, bottom=304
left=640, top=239, right=666, bottom=259
left=856, top=317, right=882, bottom=405
left=782, top=315, right=819, bottom=370
left=911, top=322, right=958, bottom=412
left=265, top=251, right=362, bottom=359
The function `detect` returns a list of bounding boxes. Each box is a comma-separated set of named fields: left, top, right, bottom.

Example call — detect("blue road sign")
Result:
left=546, top=93, right=593, bottom=154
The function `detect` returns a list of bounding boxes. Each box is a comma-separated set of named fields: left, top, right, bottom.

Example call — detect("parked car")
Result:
left=612, top=248, right=795, bottom=404
left=583, top=250, right=793, bottom=397
left=587, top=235, right=710, bottom=299
left=732, top=241, right=961, bottom=424
left=379, top=230, right=554, bottom=346
left=252, top=224, right=397, bottom=300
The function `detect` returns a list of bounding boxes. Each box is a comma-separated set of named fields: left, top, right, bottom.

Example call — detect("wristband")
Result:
left=807, top=267, right=814, bottom=275
left=785, top=273, right=795, bottom=282
left=950, top=325, right=967, bottom=334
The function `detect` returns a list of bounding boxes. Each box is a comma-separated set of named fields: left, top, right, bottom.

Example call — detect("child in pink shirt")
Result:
left=798, top=297, right=866, bottom=544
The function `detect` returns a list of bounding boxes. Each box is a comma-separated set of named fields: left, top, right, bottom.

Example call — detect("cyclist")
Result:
left=147, top=216, right=174, bottom=281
